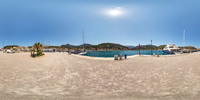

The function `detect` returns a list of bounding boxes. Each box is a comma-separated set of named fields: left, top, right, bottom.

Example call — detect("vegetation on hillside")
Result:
left=3, top=45, right=19, bottom=49
left=179, top=46, right=197, bottom=50
left=157, top=45, right=167, bottom=50
left=60, top=43, right=197, bottom=51
left=96, top=43, right=129, bottom=50
left=2, top=43, right=197, bottom=51
left=61, top=44, right=76, bottom=49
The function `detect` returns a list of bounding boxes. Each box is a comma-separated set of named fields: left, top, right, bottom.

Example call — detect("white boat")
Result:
left=181, top=49, right=190, bottom=53
left=163, top=43, right=181, bottom=54
left=79, top=30, right=87, bottom=55
left=80, top=51, right=87, bottom=55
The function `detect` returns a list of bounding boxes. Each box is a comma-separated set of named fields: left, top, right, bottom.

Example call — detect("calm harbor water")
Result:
left=83, top=50, right=167, bottom=57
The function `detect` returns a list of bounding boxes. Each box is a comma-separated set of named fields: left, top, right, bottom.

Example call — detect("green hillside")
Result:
left=96, top=43, right=129, bottom=50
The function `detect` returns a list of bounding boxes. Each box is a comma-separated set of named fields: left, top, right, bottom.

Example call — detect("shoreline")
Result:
left=0, top=51, right=197, bottom=60
left=71, top=52, right=197, bottom=60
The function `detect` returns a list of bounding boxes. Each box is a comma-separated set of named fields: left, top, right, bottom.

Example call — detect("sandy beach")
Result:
left=0, top=52, right=200, bottom=100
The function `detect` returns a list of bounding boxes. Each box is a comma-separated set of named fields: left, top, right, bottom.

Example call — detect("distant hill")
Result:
left=61, top=43, right=96, bottom=49
left=96, top=43, right=129, bottom=50
left=3, top=45, right=19, bottom=49
left=125, top=46, right=136, bottom=49
left=132, top=44, right=158, bottom=50
left=140, top=44, right=157, bottom=50
left=61, top=44, right=76, bottom=49
left=157, top=45, right=167, bottom=50
left=79, top=44, right=96, bottom=49
left=2, top=43, right=197, bottom=51
left=48, top=43, right=197, bottom=51
left=179, top=46, right=197, bottom=50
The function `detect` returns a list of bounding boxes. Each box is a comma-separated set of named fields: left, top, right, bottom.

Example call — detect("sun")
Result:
left=106, top=7, right=123, bottom=17
left=108, top=9, right=121, bottom=16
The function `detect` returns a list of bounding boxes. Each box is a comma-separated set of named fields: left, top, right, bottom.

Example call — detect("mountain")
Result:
left=3, top=45, right=19, bottom=49
left=61, top=43, right=96, bottom=49
left=96, top=43, right=129, bottom=50
left=179, top=46, right=197, bottom=50
left=157, top=45, right=167, bottom=50
left=60, top=43, right=165, bottom=50
left=79, top=44, right=96, bottom=49
left=61, top=44, right=76, bottom=49
left=56, top=43, right=197, bottom=51
left=125, top=46, right=136, bottom=49
left=133, top=44, right=158, bottom=50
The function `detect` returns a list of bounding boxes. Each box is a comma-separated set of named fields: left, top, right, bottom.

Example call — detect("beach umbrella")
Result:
left=139, top=44, right=140, bottom=55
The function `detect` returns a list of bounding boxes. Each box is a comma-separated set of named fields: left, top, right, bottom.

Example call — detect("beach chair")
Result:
left=114, top=55, right=118, bottom=60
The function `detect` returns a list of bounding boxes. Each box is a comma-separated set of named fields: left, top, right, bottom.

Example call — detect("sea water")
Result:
left=83, top=50, right=167, bottom=57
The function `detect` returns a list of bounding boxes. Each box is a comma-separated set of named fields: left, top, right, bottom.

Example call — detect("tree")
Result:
left=33, top=42, right=43, bottom=56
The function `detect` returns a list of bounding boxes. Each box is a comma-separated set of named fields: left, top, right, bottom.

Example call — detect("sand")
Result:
left=0, top=52, right=200, bottom=100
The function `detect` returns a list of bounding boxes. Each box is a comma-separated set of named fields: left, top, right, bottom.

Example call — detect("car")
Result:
left=7, top=50, right=15, bottom=53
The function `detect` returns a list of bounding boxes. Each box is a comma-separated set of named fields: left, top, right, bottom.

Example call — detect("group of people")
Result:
left=67, top=50, right=81, bottom=54
left=115, top=54, right=127, bottom=60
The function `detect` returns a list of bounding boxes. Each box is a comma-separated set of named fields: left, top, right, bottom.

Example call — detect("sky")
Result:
left=0, top=0, right=200, bottom=48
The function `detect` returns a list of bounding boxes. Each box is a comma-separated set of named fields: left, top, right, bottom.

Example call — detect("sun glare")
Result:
left=106, top=7, right=123, bottom=17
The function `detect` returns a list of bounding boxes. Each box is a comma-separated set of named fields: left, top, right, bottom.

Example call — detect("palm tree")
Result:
left=34, top=42, right=43, bottom=55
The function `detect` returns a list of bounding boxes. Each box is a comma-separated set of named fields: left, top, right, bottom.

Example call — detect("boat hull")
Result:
left=163, top=50, right=175, bottom=54
left=80, top=52, right=87, bottom=55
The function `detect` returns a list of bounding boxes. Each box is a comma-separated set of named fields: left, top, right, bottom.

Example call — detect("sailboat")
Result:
left=79, top=31, right=88, bottom=55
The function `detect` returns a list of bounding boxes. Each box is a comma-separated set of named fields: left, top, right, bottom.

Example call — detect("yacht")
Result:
left=163, top=43, right=181, bottom=54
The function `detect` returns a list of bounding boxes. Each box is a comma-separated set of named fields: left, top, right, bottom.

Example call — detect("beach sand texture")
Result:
left=0, top=52, right=200, bottom=100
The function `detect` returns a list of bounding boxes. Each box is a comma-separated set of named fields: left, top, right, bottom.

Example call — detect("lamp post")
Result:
left=151, top=39, right=152, bottom=56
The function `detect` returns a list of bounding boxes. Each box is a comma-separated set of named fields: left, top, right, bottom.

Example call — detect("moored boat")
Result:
left=163, top=43, right=181, bottom=54
left=79, top=30, right=87, bottom=55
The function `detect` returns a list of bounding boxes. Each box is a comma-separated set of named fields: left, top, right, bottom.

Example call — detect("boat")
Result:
left=163, top=43, right=181, bottom=54
left=181, top=49, right=190, bottom=53
left=79, top=30, right=87, bottom=55
left=80, top=51, right=87, bottom=55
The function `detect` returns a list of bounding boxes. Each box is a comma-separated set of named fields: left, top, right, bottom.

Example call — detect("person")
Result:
left=125, top=54, right=127, bottom=59
left=120, top=54, right=122, bottom=60
left=69, top=50, right=71, bottom=55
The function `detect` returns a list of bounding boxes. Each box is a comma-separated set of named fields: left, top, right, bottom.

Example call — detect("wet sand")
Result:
left=0, top=52, right=200, bottom=100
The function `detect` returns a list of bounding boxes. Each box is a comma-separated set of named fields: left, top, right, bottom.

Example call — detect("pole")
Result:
left=139, top=43, right=140, bottom=55
left=82, top=30, right=84, bottom=51
left=151, top=40, right=152, bottom=56
left=183, top=29, right=186, bottom=50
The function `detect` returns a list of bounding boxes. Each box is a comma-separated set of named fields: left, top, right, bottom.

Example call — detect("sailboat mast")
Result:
left=183, top=29, right=185, bottom=46
left=82, top=30, right=84, bottom=50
